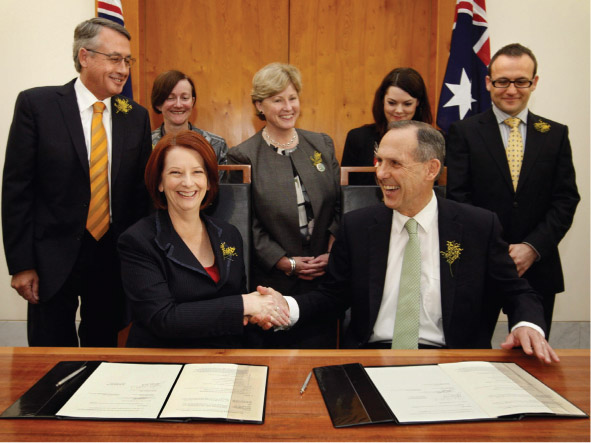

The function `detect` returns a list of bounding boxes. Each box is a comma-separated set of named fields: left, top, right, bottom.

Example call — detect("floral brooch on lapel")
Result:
left=220, top=242, right=238, bottom=261
left=440, top=240, right=463, bottom=277
left=114, top=97, right=132, bottom=114
left=310, top=151, right=326, bottom=172
left=533, top=119, right=551, bottom=133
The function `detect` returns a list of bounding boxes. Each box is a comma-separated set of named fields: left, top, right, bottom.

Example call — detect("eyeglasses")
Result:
left=490, top=78, right=533, bottom=89
left=85, top=48, right=136, bottom=67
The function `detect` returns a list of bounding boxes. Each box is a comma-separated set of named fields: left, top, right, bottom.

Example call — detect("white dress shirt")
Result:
left=74, top=78, right=113, bottom=216
left=370, top=192, right=444, bottom=346
left=284, top=192, right=544, bottom=342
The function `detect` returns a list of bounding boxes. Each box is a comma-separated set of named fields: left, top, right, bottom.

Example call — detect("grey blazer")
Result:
left=228, top=129, right=341, bottom=280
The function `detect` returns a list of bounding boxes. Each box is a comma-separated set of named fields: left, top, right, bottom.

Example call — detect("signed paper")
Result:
left=366, top=361, right=563, bottom=424
left=366, top=365, right=489, bottom=423
left=57, top=362, right=182, bottom=419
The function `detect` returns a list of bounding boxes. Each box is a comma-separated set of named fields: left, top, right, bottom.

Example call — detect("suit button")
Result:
left=513, top=201, right=519, bottom=208
left=82, top=203, right=88, bottom=208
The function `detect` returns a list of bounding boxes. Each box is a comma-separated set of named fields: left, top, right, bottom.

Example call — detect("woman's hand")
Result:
left=242, top=286, right=289, bottom=330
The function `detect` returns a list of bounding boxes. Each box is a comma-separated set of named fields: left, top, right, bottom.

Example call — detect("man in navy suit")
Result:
left=446, top=44, right=580, bottom=337
left=258, top=120, right=558, bottom=363
left=2, top=18, right=152, bottom=346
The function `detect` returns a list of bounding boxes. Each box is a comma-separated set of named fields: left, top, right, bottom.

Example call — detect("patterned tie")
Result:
left=86, top=102, right=110, bottom=240
left=504, top=117, right=523, bottom=191
left=391, top=218, right=421, bottom=349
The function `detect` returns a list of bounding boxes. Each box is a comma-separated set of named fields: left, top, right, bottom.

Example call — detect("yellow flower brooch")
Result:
left=220, top=242, right=238, bottom=261
left=533, top=119, right=550, bottom=133
left=114, top=97, right=132, bottom=114
left=310, top=151, right=326, bottom=172
left=440, top=240, right=463, bottom=277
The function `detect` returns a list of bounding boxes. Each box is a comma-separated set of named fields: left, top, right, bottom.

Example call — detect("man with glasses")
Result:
left=2, top=18, right=152, bottom=346
left=446, top=43, right=580, bottom=337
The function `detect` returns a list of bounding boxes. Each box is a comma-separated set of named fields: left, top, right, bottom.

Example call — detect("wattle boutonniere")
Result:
left=310, top=151, right=326, bottom=172
left=114, top=97, right=132, bottom=114
left=440, top=240, right=463, bottom=277
left=220, top=242, right=238, bottom=261
left=533, top=119, right=551, bottom=133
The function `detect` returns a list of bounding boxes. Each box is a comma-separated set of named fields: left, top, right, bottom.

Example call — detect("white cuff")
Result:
left=511, top=321, right=545, bottom=338
left=273, top=296, right=300, bottom=331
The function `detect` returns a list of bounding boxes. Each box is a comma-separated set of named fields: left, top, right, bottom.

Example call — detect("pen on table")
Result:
left=300, top=370, right=312, bottom=395
left=55, top=365, right=87, bottom=388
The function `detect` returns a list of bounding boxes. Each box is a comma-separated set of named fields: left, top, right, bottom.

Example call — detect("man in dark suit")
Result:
left=2, top=18, right=152, bottom=346
left=257, top=120, right=558, bottom=363
left=446, top=44, right=580, bottom=337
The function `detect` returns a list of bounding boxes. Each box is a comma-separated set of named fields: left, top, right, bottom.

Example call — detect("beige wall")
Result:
left=0, top=0, right=588, bottom=323
left=0, top=0, right=94, bottom=321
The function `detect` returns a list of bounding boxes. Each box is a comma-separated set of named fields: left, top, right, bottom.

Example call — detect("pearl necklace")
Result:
left=263, top=128, right=298, bottom=149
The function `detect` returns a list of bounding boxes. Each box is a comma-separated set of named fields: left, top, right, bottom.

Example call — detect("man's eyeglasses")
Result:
left=85, top=48, right=136, bottom=67
left=490, top=78, right=533, bottom=89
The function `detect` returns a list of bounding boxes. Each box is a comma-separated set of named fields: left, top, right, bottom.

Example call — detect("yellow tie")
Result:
left=86, top=102, right=110, bottom=240
left=504, top=117, right=523, bottom=191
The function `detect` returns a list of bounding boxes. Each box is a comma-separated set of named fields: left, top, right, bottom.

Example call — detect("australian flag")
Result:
left=437, top=0, right=491, bottom=134
left=97, top=0, right=133, bottom=99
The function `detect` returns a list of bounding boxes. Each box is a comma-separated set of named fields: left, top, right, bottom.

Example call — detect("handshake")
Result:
left=241, top=286, right=290, bottom=330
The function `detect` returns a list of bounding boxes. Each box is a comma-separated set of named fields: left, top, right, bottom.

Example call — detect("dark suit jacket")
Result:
left=341, top=124, right=381, bottom=186
left=228, top=129, right=341, bottom=291
left=118, top=211, right=249, bottom=348
left=446, top=109, right=580, bottom=295
left=2, top=79, right=152, bottom=301
left=293, top=197, right=546, bottom=349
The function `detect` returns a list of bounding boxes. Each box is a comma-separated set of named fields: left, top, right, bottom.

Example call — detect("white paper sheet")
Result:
left=57, top=362, right=182, bottom=419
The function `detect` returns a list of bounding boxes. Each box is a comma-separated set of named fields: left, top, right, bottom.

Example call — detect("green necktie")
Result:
left=391, top=218, right=421, bottom=349
left=504, top=117, right=523, bottom=191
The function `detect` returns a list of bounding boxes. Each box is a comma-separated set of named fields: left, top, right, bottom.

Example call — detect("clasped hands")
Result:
left=242, top=286, right=289, bottom=330
left=277, top=254, right=330, bottom=280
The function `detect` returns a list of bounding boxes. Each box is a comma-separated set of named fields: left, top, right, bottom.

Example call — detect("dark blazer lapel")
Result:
left=436, top=197, right=463, bottom=337
left=154, top=211, right=209, bottom=276
left=57, top=80, right=88, bottom=174
left=478, top=109, right=514, bottom=191
left=517, top=112, right=544, bottom=193
left=206, top=217, right=232, bottom=287
left=367, top=205, right=393, bottom=327
left=110, top=95, right=126, bottom=185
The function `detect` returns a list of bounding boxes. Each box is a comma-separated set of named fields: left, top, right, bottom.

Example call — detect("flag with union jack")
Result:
left=436, top=0, right=491, bottom=134
left=97, top=0, right=133, bottom=99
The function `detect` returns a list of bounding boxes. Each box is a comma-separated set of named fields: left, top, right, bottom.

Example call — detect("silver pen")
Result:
left=55, top=365, right=87, bottom=388
left=300, top=370, right=313, bottom=395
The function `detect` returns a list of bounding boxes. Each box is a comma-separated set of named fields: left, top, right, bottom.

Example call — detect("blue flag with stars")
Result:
left=437, top=0, right=491, bottom=134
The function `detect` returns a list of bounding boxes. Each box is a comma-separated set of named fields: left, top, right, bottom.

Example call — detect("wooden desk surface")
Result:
left=0, top=347, right=588, bottom=442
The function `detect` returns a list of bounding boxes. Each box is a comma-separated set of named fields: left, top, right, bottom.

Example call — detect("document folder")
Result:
left=314, top=362, right=588, bottom=428
left=1, top=360, right=268, bottom=424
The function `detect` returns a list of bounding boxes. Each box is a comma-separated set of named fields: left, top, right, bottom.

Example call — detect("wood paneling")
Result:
left=115, top=0, right=456, bottom=155
left=142, top=0, right=289, bottom=147
left=290, top=0, right=435, bottom=159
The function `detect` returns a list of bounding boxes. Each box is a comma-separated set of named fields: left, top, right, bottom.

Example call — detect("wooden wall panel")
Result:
left=290, top=0, right=436, bottom=160
left=143, top=0, right=289, bottom=147
left=123, top=0, right=454, bottom=155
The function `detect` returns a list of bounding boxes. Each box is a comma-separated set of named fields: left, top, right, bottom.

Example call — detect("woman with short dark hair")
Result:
left=151, top=70, right=228, bottom=179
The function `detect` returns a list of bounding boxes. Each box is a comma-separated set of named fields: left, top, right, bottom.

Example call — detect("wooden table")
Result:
left=0, top=347, right=588, bottom=441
